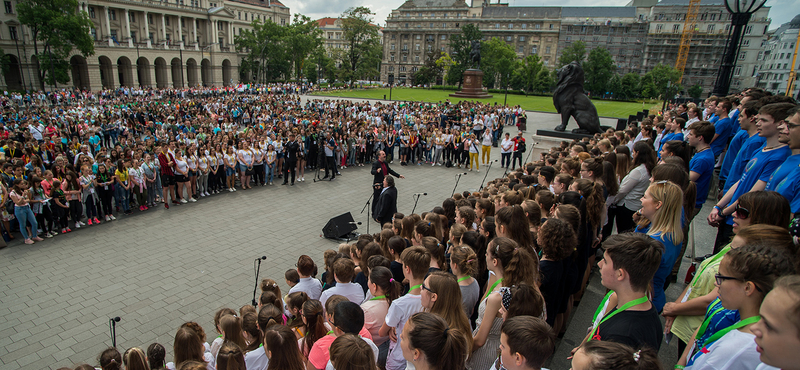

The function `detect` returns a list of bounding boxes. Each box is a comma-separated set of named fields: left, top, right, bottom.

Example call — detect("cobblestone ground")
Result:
left=0, top=100, right=716, bottom=369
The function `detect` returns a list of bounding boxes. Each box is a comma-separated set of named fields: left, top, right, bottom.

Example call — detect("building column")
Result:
left=228, top=22, right=234, bottom=47
left=177, top=16, right=184, bottom=49
left=161, top=14, right=168, bottom=49
left=144, top=11, right=152, bottom=48
left=103, top=6, right=113, bottom=46
left=124, top=9, right=133, bottom=47
left=193, top=17, right=198, bottom=50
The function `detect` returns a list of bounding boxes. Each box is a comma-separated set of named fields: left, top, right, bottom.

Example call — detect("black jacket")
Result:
left=371, top=160, right=400, bottom=186
left=375, top=186, right=398, bottom=225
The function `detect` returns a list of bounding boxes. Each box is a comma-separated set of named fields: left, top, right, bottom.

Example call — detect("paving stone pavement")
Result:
left=0, top=102, right=717, bottom=370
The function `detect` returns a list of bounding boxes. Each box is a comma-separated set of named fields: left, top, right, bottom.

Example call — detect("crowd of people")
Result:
left=7, top=84, right=800, bottom=370
left=0, top=86, right=531, bottom=245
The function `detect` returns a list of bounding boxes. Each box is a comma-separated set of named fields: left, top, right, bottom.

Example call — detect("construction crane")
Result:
left=786, top=29, right=800, bottom=97
left=675, top=0, right=702, bottom=84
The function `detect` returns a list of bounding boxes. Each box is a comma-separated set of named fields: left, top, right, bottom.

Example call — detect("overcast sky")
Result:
left=279, top=0, right=798, bottom=31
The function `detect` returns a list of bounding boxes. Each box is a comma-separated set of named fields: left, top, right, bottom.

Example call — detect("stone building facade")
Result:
left=756, top=14, right=800, bottom=97
left=0, top=0, right=290, bottom=91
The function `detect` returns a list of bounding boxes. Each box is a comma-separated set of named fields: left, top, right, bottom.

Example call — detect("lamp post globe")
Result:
left=711, top=0, right=767, bottom=97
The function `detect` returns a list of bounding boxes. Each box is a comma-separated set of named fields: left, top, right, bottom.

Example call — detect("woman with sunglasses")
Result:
left=679, top=243, right=796, bottom=369
left=665, top=191, right=791, bottom=359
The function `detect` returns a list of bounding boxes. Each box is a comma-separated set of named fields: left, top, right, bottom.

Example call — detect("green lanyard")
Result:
left=591, top=291, right=615, bottom=324
left=457, top=275, right=471, bottom=283
left=588, top=296, right=649, bottom=342
left=483, top=278, right=503, bottom=300
left=409, top=284, right=422, bottom=292
left=327, top=330, right=334, bottom=335
left=700, top=315, right=761, bottom=350
left=692, top=247, right=731, bottom=287
left=370, top=295, right=386, bottom=301
left=694, top=299, right=726, bottom=342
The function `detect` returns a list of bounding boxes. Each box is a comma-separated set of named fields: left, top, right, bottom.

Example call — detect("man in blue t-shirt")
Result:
left=708, top=103, right=796, bottom=252
left=721, top=100, right=765, bottom=196
left=687, top=121, right=715, bottom=216
left=709, top=99, right=734, bottom=157
left=767, top=104, right=800, bottom=191
left=771, top=107, right=800, bottom=213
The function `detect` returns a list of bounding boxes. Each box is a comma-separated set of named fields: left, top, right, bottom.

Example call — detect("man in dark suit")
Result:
left=374, top=175, right=398, bottom=226
left=371, top=150, right=403, bottom=214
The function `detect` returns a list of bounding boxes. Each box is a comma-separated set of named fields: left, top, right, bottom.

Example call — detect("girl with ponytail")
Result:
left=298, top=300, right=327, bottom=357
left=362, top=266, right=400, bottom=365
left=401, top=312, right=469, bottom=370
left=571, top=340, right=663, bottom=370
left=421, top=271, right=474, bottom=354
left=450, top=245, right=480, bottom=318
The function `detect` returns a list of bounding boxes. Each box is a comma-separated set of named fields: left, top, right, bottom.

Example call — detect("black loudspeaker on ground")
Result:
left=322, top=212, right=359, bottom=240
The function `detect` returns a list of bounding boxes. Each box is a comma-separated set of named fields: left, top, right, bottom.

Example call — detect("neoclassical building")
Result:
left=0, top=0, right=290, bottom=91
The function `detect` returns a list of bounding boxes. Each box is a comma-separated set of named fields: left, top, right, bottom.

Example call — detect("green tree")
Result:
left=584, top=47, right=616, bottom=96
left=688, top=84, right=703, bottom=99
left=285, top=14, right=323, bottom=80
left=512, top=54, right=545, bottom=94
left=480, top=37, right=517, bottom=89
left=235, top=19, right=291, bottom=82
left=18, top=0, right=94, bottom=90
left=447, top=24, right=482, bottom=86
left=434, top=53, right=455, bottom=84
left=640, top=64, right=682, bottom=99
left=413, top=52, right=444, bottom=86
left=607, top=74, right=623, bottom=99
left=340, top=7, right=382, bottom=86
left=557, top=41, right=586, bottom=67
left=620, top=72, right=641, bottom=99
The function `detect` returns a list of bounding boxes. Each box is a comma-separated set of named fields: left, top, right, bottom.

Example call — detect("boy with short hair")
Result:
left=588, top=233, right=664, bottom=351
left=319, top=258, right=365, bottom=308
left=718, top=99, right=765, bottom=196
left=380, top=246, right=431, bottom=370
left=499, top=316, right=556, bottom=370
left=686, top=121, right=716, bottom=216
left=308, top=298, right=377, bottom=370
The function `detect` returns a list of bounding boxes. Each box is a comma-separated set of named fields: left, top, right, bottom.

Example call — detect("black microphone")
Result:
left=413, top=192, right=428, bottom=196
left=111, top=316, right=121, bottom=323
left=462, top=172, right=468, bottom=175
left=256, top=256, right=266, bottom=261
left=349, top=221, right=363, bottom=225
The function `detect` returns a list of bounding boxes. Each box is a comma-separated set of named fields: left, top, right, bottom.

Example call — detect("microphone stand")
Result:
left=360, top=192, right=374, bottom=234
left=252, top=256, right=266, bottom=307
left=109, top=317, right=120, bottom=348
left=479, top=160, right=495, bottom=191
left=523, top=140, right=537, bottom=166
left=411, top=194, right=423, bottom=214
left=451, top=173, right=465, bottom=197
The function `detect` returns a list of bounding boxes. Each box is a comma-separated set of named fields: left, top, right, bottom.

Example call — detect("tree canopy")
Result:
left=18, top=0, right=94, bottom=90
left=584, top=47, right=616, bottom=96
left=557, top=41, right=586, bottom=67
left=339, top=7, right=382, bottom=85
left=446, top=24, right=482, bottom=86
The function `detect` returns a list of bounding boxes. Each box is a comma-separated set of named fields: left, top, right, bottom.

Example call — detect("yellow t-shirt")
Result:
left=115, top=169, right=129, bottom=182
left=671, top=245, right=731, bottom=342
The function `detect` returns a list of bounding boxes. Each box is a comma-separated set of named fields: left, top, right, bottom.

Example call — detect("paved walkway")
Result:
left=0, top=105, right=717, bottom=369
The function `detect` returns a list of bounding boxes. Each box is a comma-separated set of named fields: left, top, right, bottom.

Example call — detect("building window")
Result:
left=89, top=7, right=95, bottom=18
left=522, top=24, right=527, bottom=29
left=506, top=36, right=512, bottom=42
left=390, top=55, right=395, bottom=61
left=391, top=43, right=395, bottom=50
left=519, top=36, right=526, bottom=42
left=109, top=9, right=116, bottom=21
left=508, top=23, right=513, bottom=29
left=402, top=55, right=407, bottom=62
left=148, top=14, right=153, bottom=24
left=734, top=66, right=742, bottom=76
left=131, top=31, right=137, bottom=43
left=415, top=55, right=420, bottom=62
left=745, top=25, right=753, bottom=35
left=415, top=43, right=420, bottom=51
left=531, top=46, right=537, bottom=54
left=3, top=1, right=11, bottom=13
left=400, top=66, right=406, bottom=72
left=545, top=46, right=550, bottom=54
left=238, top=12, right=241, bottom=20
left=518, top=46, right=524, bottom=53
left=416, top=34, right=421, bottom=39
left=110, top=29, right=118, bottom=41
left=402, top=44, right=407, bottom=50
left=656, top=24, right=663, bottom=33
left=566, top=36, right=571, bottom=41
left=129, top=12, right=136, bottom=22
left=672, top=24, right=680, bottom=33
left=427, top=44, right=432, bottom=51
left=739, top=52, right=746, bottom=60
left=707, top=24, right=715, bottom=33
left=430, top=23, right=433, bottom=28
left=8, top=26, right=16, bottom=40
left=495, top=23, right=500, bottom=29
left=389, top=66, right=394, bottom=72
left=743, top=39, right=749, bottom=47
left=535, top=23, right=541, bottom=29
left=149, top=32, right=154, bottom=42
left=442, top=23, right=447, bottom=28
left=165, top=16, right=170, bottom=26
left=441, top=35, right=446, bottom=40
left=219, top=37, right=224, bottom=46
left=549, top=24, right=553, bottom=29
left=90, top=28, right=97, bottom=40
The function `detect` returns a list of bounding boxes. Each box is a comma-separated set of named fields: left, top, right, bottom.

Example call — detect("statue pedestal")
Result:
left=449, top=69, right=493, bottom=99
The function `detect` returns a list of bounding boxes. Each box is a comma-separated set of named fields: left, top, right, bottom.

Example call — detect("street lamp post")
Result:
left=711, top=0, right=767, bottom=97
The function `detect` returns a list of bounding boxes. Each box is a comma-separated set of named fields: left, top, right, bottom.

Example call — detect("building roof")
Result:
left=561, top=6, right=637, bottom=18
left=317, top=17, right=339, bottom=27
left=655, top=0, right=724, bottom=6
left=398, top=0, right=469, bottom=9
left=480, top=6, right=561, bottom=19
left=228, top=0, right=287, bottom=8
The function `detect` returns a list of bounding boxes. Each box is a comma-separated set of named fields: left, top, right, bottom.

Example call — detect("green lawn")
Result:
left=311, top=87, right=660, bottom=118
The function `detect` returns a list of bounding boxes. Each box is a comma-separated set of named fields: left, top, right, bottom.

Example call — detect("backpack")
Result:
left=516, top=139, right=526, bottom=153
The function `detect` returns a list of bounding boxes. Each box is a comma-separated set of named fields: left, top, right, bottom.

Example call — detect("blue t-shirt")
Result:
left=773, top=166, right=800, bottom=213
left=766, top=154, right=800, bottom=191
left=659, top=133, right=676, bottom=157
left=671, top=132, right=684, bottom=142
left=719, top=129, right=748, bottom=184
left=687, top=298, right=741, bottom=366
left=647, top=231, right=680, bottom=312
left=711, top=117, right=733, bottom=156
left=723, top=133, right=766, bottom=194
left=690, top=148, right=715, bottom=208
left=726, top=144, right=792, bottom=225
left=709, top=114, right=719, bottom=124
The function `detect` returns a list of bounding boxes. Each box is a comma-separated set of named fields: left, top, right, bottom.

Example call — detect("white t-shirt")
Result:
left=755, top=363, right=780, bottom=370
left=688, top=330, right=759, bottom=370
left=290, top=277, right=323, bottom=301
left=501, top=138, right=513, bottom=154
left=238, top=149, right=253, bottom=165
left=325, top=336, right=379, bottom=370
left=320, top=282, right=366, bottom=309
left=245, top=347, right=269, bottom=370
left=385, top=294, right=424, bottom=370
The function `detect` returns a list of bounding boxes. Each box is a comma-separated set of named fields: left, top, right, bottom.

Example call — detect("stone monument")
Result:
left=450, top=40, right=492, bottom=99
left=552, top=61, right=602, bottom=134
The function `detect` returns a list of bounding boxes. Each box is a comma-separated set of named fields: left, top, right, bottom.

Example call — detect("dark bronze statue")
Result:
left=469, top=40, right=481, bottom=69
left=553, top=61, right=602, bottom=134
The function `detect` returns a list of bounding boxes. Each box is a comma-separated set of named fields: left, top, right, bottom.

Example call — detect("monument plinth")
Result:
left=449, top=69, right=493, bottom=99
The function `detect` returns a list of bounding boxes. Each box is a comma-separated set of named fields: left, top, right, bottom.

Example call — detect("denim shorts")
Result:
left=226, top=167, right=236, bottom=176
left=238, top=164, right=249, bottom=172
